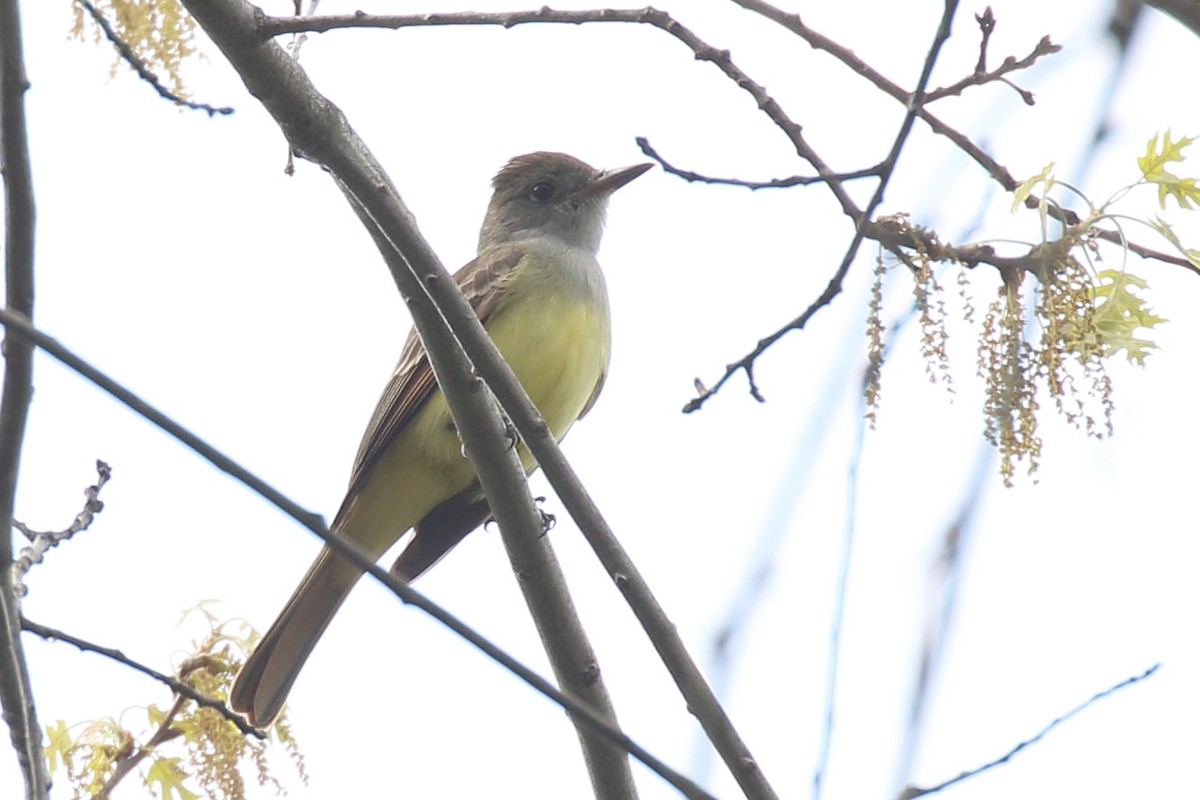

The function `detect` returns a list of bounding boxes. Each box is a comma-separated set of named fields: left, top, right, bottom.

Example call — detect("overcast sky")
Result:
left=4, top=1, right=1199, bottom=798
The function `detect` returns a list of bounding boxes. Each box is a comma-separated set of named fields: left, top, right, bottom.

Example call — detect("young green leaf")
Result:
left=1137, top=131, right=1200, bottom=209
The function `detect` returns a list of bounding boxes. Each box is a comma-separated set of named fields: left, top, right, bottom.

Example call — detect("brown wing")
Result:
left=332, top=247, right=526, bottom=528
left=390, top=488, right=492, bottom=580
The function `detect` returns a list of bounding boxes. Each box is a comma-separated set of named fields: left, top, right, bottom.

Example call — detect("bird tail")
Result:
left=229, top=547, right=361, bottom=727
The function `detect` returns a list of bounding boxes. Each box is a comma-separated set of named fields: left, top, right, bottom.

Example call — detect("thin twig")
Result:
left=974, top=6, right=996, bottom=72
left=897, top=664, right=1161, bottom=799
left=20, top=617, right=260, bottom=738
left=100, top=695, right=187, bottom=795
left=925, top=28, right=1060, bottom=103
left=685, top=0, right=959, bottom=413
left=675, top=0, right=1194, bottom=410
left=636, top=136, right=882, bottom=189
left=13, top=460, right=112, bottom=585
left=812, top=8, right=963, bottom=798
left=728, top=0, right=1193, bottom=276
left=74, top=0, right=234, bottom=116
left=261, top=7, right=864, bottom=225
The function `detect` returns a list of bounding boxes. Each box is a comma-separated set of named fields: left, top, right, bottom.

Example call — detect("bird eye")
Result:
left=528, top=181, right=556, bottom=203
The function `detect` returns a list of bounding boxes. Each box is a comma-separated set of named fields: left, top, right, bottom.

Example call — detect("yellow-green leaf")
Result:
left=1012, top=162, right=1056, bottom=213
left=1138, top=131, right=1200, bottom=209
left=43, top=720, right=72, bottom=773
left=1092, top=269, right=1167, bottom=365
left=145, top=755, right=200, bottom=800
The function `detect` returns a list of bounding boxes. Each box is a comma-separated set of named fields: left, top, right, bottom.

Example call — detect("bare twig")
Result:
left=13, top=460, right=112, bottom=584
left=636, top=136, right=882, bottom=189
left=733, top=0, right=1195, bottom=277
left=0, top=308, right=325, bottom=535
left=925, top=32, right=1060, bottom=104
left=0, top=0, right=49, bottom=794
left=304, top=7, right=861, bottom=415
left=0, top=305, right=702, bottom=796
left=685, top=0, right=959, bottom=413
left=100, top=695, right=187, bottom=795
left=0, top=304, right=709, bottom=798
left=20, top=617, right=260, bottom=737
left=669, top=0, right=1193, bottom=411
left=74, top=0, right=234, bottom=115
left=897, top=664, right=1161, bottom=800
left=261, top=7, right=863, bottom=224
left=974, top=6, right=996, bottom=72
left=812, top=11, right=964, bottom=798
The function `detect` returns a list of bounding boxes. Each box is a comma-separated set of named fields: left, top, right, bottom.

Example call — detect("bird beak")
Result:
left=581, top=162, right=654, bottom=198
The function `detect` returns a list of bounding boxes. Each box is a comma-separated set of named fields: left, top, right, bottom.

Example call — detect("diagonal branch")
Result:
left=637, top=136, right=883, bottom=189
left=20, top=618, right=260, bottom=737
left=0, top=0, right=48, bottom=795
left=341, top=192, right=641, bottom=800
left=0, top=307, right=711, bottom=800
left=74, top=0, right=234, bottom=115
left=898, top=664, right=1160, bottom=799
left=685, top=0, right=961, bottom=413
left=153, top=1, right=674, bottom=797
left=207, top=4, right=781, bottom=797
left=810, top=10, right=963, bottom=798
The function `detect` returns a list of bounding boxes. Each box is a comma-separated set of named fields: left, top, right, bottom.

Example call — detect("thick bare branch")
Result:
left=0, top=0, right=47, bottom=794
left=180, top=2, right=643, bottom=796
left=186, top=2, right=781, bottom=797
left=0, top=305, right=706, bottom=798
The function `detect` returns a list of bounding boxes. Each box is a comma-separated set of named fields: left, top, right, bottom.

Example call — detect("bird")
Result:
left=229, top=152, right=651, bottom=727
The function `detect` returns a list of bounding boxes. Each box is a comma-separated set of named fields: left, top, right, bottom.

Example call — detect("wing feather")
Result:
left=332, top=247, right=525, bottom=527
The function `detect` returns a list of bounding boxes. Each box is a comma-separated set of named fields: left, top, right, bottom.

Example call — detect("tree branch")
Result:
left=636, top=136, right=883, bottom=189
left=343, top=194, right=641, bottom=800
left=19, top=618, right=259, bottom=738
left=260, top=9, right=797, bottom=797
left=74, top=0, right=234, bottom=115
left=924, top=32, right=1061, bottom=104
left=0, top=306, right=710, bottom=799
left=135, top=1, right=688, bottom=796
left=260, top=7, right=864, bottom=224
left=0, top=0, right=48, bottom=794
left=897, top=664, right=1160, bottom=799
left=685, top=0, right=959, bottom=413
left=13, top=460, right=111, bottom=589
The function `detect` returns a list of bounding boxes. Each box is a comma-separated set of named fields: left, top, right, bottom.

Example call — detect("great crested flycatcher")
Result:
left=230, top=152, right=651, bottom=726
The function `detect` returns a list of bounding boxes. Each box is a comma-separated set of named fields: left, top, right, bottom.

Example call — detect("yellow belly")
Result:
left=334, top=288, right=610, bottom=557
left=489, top=294, right=610, bottom=439
left=409, top=291, right=609, bottom=473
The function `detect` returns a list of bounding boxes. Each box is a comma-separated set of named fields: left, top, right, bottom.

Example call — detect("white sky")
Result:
left=4, top=1, right=1199, bottom=798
